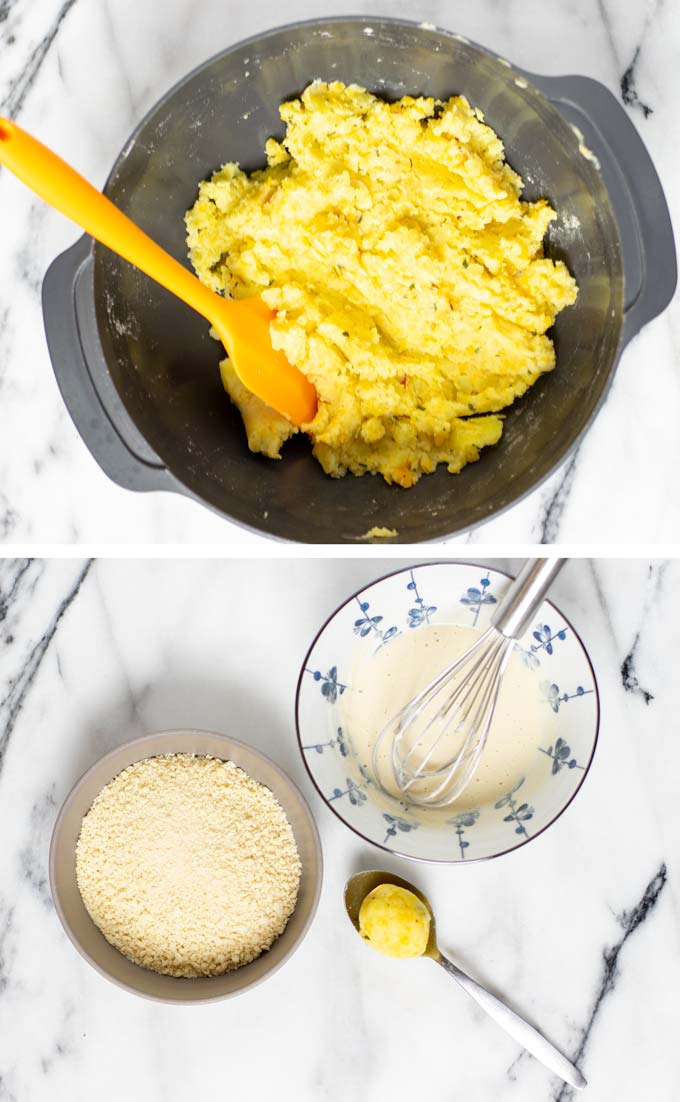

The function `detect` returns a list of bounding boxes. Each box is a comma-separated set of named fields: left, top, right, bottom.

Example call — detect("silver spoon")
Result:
left=345, top=870, right=586, bottom=1091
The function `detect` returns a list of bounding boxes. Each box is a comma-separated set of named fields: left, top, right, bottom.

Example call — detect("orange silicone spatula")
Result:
left=0, top=117, right=317, bottom=426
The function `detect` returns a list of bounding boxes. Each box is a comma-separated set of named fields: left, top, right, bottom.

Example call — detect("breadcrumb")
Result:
left=75, top=754, right=301, bottom=978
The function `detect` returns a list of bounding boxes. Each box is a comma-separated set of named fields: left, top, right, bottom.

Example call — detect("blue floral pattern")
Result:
left=495, top=778, right=534, bottom=837
left=540, top=736, right=585, bottom=775
left=329, top=777, right=367, bottom=805
left=517, top=646, right=541, bottom=671
left=517, top=623, right=569, bottom=669
left=541, top=680, right=594, bottom=713
left=357, top=761, right=373, bottom=785
left=406, top=570, right=437, bottom=628
left=531, top=623, right=568, bottom=656
left=302, top=738, right=333, bottom=754
left=305, top=666, right=347, bottom=703
left=302, top=727, right=348, bottom=756
left=448, top=809, right=480, bottom=858
left=383, top=813, right=418, bottom=844
left=460, top=572, right=497, bottom=627
left=353, top=596, right=399, bottom=646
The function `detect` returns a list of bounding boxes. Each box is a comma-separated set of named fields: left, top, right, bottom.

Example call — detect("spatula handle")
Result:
left=0, top=117, right=218, bottom=324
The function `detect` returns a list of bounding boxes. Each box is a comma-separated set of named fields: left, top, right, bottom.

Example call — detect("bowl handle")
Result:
left=526, top=71, right=677, bottom=348
left=42, top=235, right=181, bottom=494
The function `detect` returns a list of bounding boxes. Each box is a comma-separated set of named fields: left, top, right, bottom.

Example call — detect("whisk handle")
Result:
left=492, top=559, right=565, bottom=640
left=436, top=954, right=586, bottom=1090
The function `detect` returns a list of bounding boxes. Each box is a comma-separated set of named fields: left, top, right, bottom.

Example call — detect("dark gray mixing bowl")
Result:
left=42, top=17, right=676, bottom=542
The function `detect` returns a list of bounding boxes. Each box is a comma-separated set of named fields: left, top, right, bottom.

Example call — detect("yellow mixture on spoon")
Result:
left=359, top=883, right=431, bottom=958
left=186, top=81, right=577, bottom=487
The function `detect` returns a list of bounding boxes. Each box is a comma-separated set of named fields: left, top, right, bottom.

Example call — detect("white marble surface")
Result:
left=0, top=0, right=678, bottom=545
left=0, top=556, right=677, bottom=1100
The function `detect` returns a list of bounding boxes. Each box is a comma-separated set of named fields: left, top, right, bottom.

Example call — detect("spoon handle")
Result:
left=437, top=954, right=586, bottom=1090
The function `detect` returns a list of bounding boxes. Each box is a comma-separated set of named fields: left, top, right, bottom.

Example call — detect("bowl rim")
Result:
left=295, top=561, right=600, bottom=865
left=49, top=728, right=323, bottom=1003
left=92, top=14, right=624, bottom=545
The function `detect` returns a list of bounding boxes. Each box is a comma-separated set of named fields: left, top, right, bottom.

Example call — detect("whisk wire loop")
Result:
left=396, top=631, right=503, bottom=779
left=373, top=628, right=512, bottom=807
left=372, top=560, right=564, bottom=809
left=394, top=634, right=513, bottom=806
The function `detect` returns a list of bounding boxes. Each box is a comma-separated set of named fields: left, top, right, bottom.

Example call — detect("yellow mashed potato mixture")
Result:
left=186, top=81, right=577, bottom=487
left=359, top=884, right=431, bottom=959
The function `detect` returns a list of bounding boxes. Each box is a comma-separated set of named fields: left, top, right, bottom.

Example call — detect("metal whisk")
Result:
left=372, top=559, right=565, bottom=809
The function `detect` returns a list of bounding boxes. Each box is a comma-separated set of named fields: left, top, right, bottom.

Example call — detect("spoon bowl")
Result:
left=344, top=868, right=439, bottom=960
left=344, top=869, right=587, bottom=1091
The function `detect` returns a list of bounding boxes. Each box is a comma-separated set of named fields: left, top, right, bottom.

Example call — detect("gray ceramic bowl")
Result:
left=49, top=730, right=323, bottom=1002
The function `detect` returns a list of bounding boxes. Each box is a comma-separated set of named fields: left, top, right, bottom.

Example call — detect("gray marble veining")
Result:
left=0, top=557, right=677, bottom=1100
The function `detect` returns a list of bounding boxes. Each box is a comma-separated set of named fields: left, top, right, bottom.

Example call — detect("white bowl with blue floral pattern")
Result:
left=296, top=563, right=599, bottom=864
